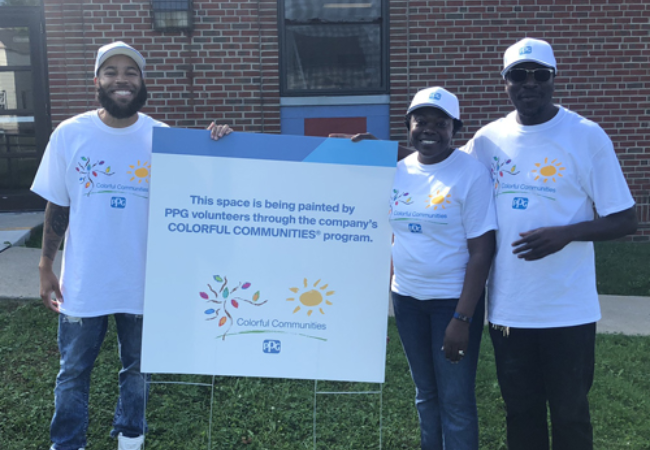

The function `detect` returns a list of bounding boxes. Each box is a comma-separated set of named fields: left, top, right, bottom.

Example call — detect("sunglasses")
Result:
left=506, top=68, right=554, bottom=83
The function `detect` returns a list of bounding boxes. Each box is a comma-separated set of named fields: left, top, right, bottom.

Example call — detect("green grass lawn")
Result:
left=9, top=238, right=650, bottom=448
left=595, top=241, right=650, bottom=297
left=1, top=302, right=649, bottom=450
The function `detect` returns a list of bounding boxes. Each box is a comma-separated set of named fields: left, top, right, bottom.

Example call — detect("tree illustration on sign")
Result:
left=201, top=275, right=268, bottom=340
left=76, top=156, right=114, bottom=196
left=491, top=156, right=520, bottom=190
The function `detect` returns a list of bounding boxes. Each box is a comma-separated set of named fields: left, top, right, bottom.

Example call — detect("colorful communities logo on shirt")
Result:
left=127, top=160, right=151, bottom=184
left=76, top=156, right=115, bottom=196
left=201, top=275, right=331, bottom=342
left=491, top=155, right=560, bottom=201
left=490, top=156, right=520, bottom=191
left=531, top=157, right=565, bottom=183
left=390, top=189, right=413, bottom=214
left=391, top=189, right=413, bottom=206
left=426, top=189, right=451, bottom=210
left=77, top=156, right=151, bottom=199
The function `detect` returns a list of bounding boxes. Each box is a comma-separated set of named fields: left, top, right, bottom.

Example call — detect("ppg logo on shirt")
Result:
left=512, top=197, right=529, bottom=210
left=111, top=197, right=126, bottom=209
left=519, top=46, right=532, bottom=55
left=263, top=340, right=281, bottom=354
left=408, top=223, right=422, bottom=233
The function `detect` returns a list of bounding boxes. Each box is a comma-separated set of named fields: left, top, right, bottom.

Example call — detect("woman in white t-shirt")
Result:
left=390, top=87, right=497, bottom=450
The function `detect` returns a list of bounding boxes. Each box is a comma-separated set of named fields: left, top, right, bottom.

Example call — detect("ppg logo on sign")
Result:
left=430, top=92, right=442, bottom=100
left=512, top=197, right=529, bottom=210
left=519, top=46, right=532, bottom=55
left=111, top=197, right=126, bottom=209
left=408, top=223, right=422, bottom=233
left=263, top=340, right=281, bottom=354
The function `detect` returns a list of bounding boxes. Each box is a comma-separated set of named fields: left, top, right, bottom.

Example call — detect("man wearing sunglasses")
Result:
left=464, top=38, right=637, bottom=450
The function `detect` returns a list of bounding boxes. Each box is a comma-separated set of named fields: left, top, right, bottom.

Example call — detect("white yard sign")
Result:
left=141, top=129, right=396, bottom=383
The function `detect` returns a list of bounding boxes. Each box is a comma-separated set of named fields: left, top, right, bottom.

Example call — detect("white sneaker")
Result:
left=117, top=433, right=144, bottom=450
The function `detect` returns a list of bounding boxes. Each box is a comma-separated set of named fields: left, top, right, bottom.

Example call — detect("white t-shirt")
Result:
left=389, top=150, right=498, bottom=300
left=463, top=106, right=635, bottom=328
left=31, top=110, right=168, bottom=317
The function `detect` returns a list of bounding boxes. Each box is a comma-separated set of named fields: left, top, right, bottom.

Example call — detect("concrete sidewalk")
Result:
left=0, top=211, right=44, bottom=252
left=1, top=213, right=648, bottom=336
left=0, top=246, right=62, bottom=300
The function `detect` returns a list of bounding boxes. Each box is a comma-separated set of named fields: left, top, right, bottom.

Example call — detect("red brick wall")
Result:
left=43, top=0, right=280, bottom=132
left=389, top=0, right=650, bottom=240
left=43, top=0, right=650, bottom=239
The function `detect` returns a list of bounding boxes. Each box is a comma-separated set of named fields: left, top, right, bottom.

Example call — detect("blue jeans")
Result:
left=51, top=314, right=149, bottom=450
left=392, top=292, right=484, bottom=450
left=489, top=323, right=595, bottom=450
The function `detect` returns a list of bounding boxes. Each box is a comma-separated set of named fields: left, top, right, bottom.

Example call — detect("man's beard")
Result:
left=97, top=82, right=148, bottom=119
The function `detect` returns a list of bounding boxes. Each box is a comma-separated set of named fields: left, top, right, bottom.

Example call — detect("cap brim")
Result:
left=96, top=49, right=144, bottom=75
left=501, top=59, right=556, bottom=77
left=406, top=103, right=458, bottom=120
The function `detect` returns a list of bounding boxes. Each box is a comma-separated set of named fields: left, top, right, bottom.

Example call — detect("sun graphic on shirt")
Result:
left=287, top=278, right=334, bottom=317
left=532, top=157, right=565, bottom=183
left=127, top=160, right=151, bottom=184
left=427, top=190, right=451, bottom=210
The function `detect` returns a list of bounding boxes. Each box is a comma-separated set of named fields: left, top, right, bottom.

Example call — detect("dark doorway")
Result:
left=0, top=6, right=50, bottom=211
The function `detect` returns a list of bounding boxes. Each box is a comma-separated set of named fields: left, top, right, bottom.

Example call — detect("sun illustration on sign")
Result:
left=127, top=160, right=151, bottom=184
left=287, top=278, right=334, bottom=317
left=427, top=190, right=451, bottom=210
left=532, top=157, right=565, bottom=183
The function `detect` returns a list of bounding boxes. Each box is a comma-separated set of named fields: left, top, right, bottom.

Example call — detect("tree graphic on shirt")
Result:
left=491, top=156, right=520, bottom=191
left=76, top=157, right=115, bottom=196
left=390, top=189, right=413, bottom=214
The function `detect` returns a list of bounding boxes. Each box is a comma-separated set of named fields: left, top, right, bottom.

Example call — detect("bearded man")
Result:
left=31, top=41, right=230, bottom=450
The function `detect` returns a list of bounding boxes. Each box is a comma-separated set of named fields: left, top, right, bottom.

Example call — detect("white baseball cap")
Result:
left=406, top=87, right=460, bottom=120
left=501, top=38, right=557, bottom=78
left=95, top=41, right=146, bottom=77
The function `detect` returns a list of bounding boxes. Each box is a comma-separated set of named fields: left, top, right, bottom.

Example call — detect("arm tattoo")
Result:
left=50, top=206, right=69, bottom=237
left=42, top=202, right=69, bottom=262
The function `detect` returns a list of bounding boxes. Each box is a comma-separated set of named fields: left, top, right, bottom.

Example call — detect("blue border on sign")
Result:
left=152, top=129, right=397, bottom=168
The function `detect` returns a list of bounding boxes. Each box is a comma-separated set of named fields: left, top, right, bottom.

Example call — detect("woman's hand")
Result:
left=442, top=319, right=470, bottom=363
left=208, top=122, right=233, bottom=141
